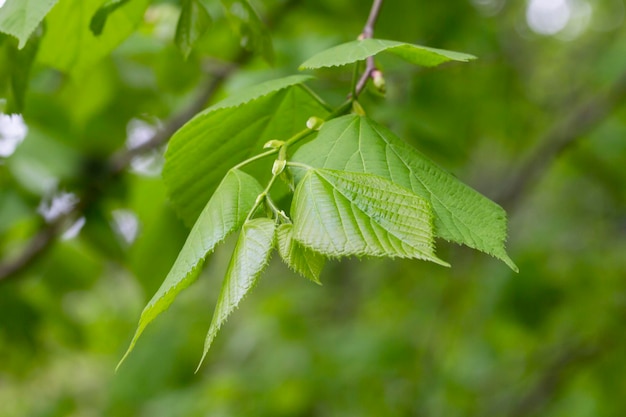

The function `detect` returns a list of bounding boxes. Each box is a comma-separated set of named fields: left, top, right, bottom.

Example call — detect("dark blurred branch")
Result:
left=0, top=1, right=299, bottom=283
left=498, top=71, right=626, bottom=211
left=353, top=0, right=384, bottom=97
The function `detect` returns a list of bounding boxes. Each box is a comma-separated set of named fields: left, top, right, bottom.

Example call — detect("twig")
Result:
left=498, top=70, right=626, bottom=211
left=353, top=0, right=384, bottom=97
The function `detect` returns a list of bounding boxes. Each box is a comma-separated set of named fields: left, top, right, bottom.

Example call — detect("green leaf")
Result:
left=0, top=30, right=41, bottom=112
left=175, top=0, right=212, bottom=59
left=292, top=115, right=517, bottom=271
left=277, top=223, right=325, bottom=284
left=300, top=38, right=476, bottom=70
left=197, top=217, right=276, bottom=369
left=117, top=169, right=263, bottom=370
left=164, top=78, right=329, bottom=226
left=220, top=0, right=273, bottom=63
left=36, top=0, right=149, bottom=75
left=291, top=168, right=448, bottom=266
left=0, top=0, right=58, bottom=48
left=89, top=0, right=131, bottom=36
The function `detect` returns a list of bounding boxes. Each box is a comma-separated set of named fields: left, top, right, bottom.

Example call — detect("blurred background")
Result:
left=1, top=0, right=626, bottom=415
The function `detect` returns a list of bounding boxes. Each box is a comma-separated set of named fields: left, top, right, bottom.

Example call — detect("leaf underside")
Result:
left=300, top=38, right=476, bottom=70
left=291, top=168, right=448, bottom=266
left=117, top=169, right=263, bottom=369
left=197, top=217, right=276, bottom=369
left=164, top=80, right=329, bottom=226
left=277, top=223, right=325, bottom=284
left=292, top=115, right=517, bottom=271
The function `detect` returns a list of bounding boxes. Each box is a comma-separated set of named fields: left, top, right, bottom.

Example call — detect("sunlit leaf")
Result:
left=277, top=223, right=325, bottom=284
left=0, top=0, right=58, bottom=48
left=292, top=115, right=517, bottom=271
left=164, top=77, right=329, bottom=226
left=117, top=169, right=263, bottom=369
left=197, top=217, right=276, bottom=368
left=291, top=168, right=448, bottom=265
left=300, top=38, right=476, bottom=70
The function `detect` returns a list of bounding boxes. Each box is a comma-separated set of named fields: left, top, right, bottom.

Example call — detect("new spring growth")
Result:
left=306, top=116, right=324, bottom=131
left=263, top=139, right=284, bottom=149
left=372, top=70, right=386, bottom=94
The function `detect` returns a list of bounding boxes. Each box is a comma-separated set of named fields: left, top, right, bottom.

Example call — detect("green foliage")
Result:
left=3, top=0, right=626, bottom=415
left=293, top=115, right=517, bottom=271
left=276, top=223, right=325, bottom=284
left=198, top=217, right=276, bottom=368
left=0, top=0, right=57, bottom=48
left=219, top=0, right=273, bottom=63
left=163, top=75, right=328, bottom=225
left=118, top=169, right=263, bottom=368
left=36, top=0, right=149, bottom=75
left=300, top=38, right=476, bottom=70
left=89, top=0, right=132, bottom=36
left=175, top=0, right=212, bottom=58
left=291, top=168, right=447, bottom=265
left=121, top=35, right=514, bottom=364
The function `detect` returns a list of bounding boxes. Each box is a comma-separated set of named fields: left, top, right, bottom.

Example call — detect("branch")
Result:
left=353, top=0, right=384, bottom=97
left=497, top=70, right=626, bottom=211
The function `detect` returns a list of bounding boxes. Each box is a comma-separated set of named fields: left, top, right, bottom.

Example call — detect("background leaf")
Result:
left=175, top=0, right=212, bottom=59
left=164, top=80, right=329, bottom=226
left=277, top=223, right=325, bottom=284
left=118, top=169, right=263, bottom=367
left=300, top=38, right=476, bottom=70
left=36, top=0, right=149, bottom=75
left=198, top=217, right=276, bottom=367
left=0, top=0, right=58, bottom=48
left=293, top=115, right=517, bottom=271
left=291, top=168, right=448, bottom=265
left=89, top=0, right=131, bottom=36
left=219, top=0, right=273, bottom=63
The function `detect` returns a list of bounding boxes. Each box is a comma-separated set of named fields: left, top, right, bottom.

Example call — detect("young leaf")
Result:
left=0, top=0, right=58, bottom=48
left=277, top=223, right=325, bottom=284
left=175, top=0, right=212, bottom=59
left=36, top=0, right=149, bottom=75
left=197, top=217, right=276, bottom=368
left=89, top=0, right=131, bottom=36
left=164, top=79, right=329, bottom=226
left=291, top=168, right=448, bottom=266
left=117, top=169, right=263, bottom=369
left=219, top=0, right=274, bottom=64
left=300, top=38, right=476, bottom=70
left=292, top=115, right=517, bottom=271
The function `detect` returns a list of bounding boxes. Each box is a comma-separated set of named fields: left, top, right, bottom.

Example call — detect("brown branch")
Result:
left=497, top=70, right=626, bottom=211
left=353, top=0, right=384, bottom=97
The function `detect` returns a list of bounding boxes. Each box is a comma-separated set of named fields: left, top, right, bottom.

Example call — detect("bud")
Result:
left=372, top=70, right=386, bottom=94
left=263, top=139, right=284, bottom=149
left=306, top=116, right=324, bottom=131
left=272, top=159, right=286, bottom=176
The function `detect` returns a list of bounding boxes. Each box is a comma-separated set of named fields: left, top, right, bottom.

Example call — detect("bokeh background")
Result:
left=1, top=0, right=626, bottom=415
